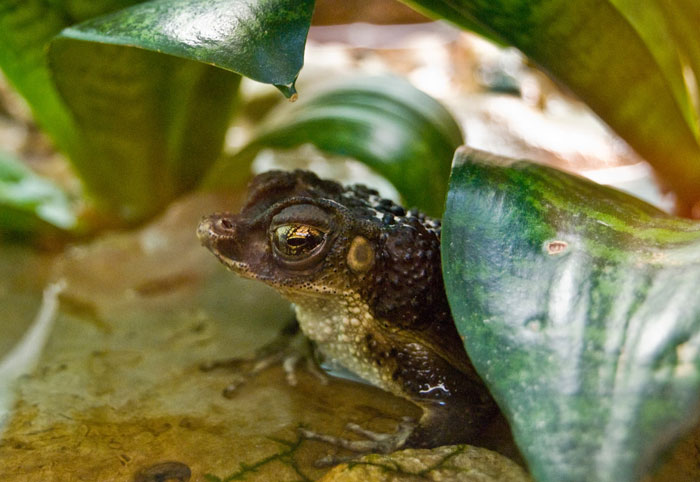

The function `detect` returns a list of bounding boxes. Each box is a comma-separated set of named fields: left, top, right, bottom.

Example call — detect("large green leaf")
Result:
left=1, top=0, right=314, bottom=224
left=402, top=0, right=700, bottom=213
left=46, top=0, right=314, bottom=222
left=204, top=76, right=463, bottom=217
left=51, top=0, right=314, bottom=96
left=442, top=148, right=700, bottom=481
left=0, top=151, right=77, bottom=236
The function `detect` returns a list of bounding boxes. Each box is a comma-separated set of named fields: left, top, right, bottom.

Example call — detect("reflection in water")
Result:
left=0, top=280, right=65, bottom=426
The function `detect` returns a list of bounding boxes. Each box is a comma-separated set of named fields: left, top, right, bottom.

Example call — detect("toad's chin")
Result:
left=212, top=253, right=256, bottom=278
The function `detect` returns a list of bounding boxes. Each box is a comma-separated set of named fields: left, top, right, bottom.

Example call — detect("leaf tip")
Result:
left=274, top=77, right=299, bottom=99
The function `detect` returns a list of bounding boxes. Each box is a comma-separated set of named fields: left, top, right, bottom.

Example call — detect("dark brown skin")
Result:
left=197, top=170, right=497, bottom=449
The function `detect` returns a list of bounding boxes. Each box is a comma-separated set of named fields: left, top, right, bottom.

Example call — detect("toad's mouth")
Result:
left=212, top=251, right=252, bottom=275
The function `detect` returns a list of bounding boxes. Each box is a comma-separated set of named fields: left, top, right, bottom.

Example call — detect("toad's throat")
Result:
left=293, top=295, right=402, bottom=397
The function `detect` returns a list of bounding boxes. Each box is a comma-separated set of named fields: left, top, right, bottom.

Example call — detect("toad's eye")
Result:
left=272, top=224, right=326, bottom=258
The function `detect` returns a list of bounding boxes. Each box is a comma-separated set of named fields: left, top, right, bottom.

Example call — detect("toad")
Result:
left=197, top=169, right=497, bottom=453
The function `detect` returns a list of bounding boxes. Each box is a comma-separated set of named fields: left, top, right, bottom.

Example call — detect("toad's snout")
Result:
left=197, top=214, right=239, bottom=247
left=197, top=213, right=251, bottom=269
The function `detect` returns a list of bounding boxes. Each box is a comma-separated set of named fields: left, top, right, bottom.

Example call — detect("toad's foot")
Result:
left=200, top=318, right=327, bottom=397
left=299, top=417, right=417, bottom=466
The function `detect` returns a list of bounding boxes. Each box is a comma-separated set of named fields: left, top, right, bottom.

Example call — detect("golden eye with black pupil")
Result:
left=269, top=204, right=332, bottom=269
left=272, top=224, right=326, bottom=257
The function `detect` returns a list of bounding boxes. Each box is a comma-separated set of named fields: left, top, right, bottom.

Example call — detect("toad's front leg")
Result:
left=298, top=332, right=502, bottom=463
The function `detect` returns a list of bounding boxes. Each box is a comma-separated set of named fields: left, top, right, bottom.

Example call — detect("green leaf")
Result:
left=0, top=1, right=142, bottom=165
left=51, top=0, right=314, bottom=95
left=400, top=0, right=700, bottom=211
left=49, top=42, right=241, bottom=221
left=47, top=0, right=314, bottom=222
left=442, top=148, right=700, bottom=481
left=43, top=1, right=147, bottom=23
left=400, top=0, right=504, bottom=45
left=1, top=0, right=313, bottom=223
left=204, top=76, right=463, bottom=217
left=0, top=151, right=77, bottom=236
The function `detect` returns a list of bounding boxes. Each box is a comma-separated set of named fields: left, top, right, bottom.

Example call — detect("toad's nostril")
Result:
left=218, top=218, right=234, bottom=230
